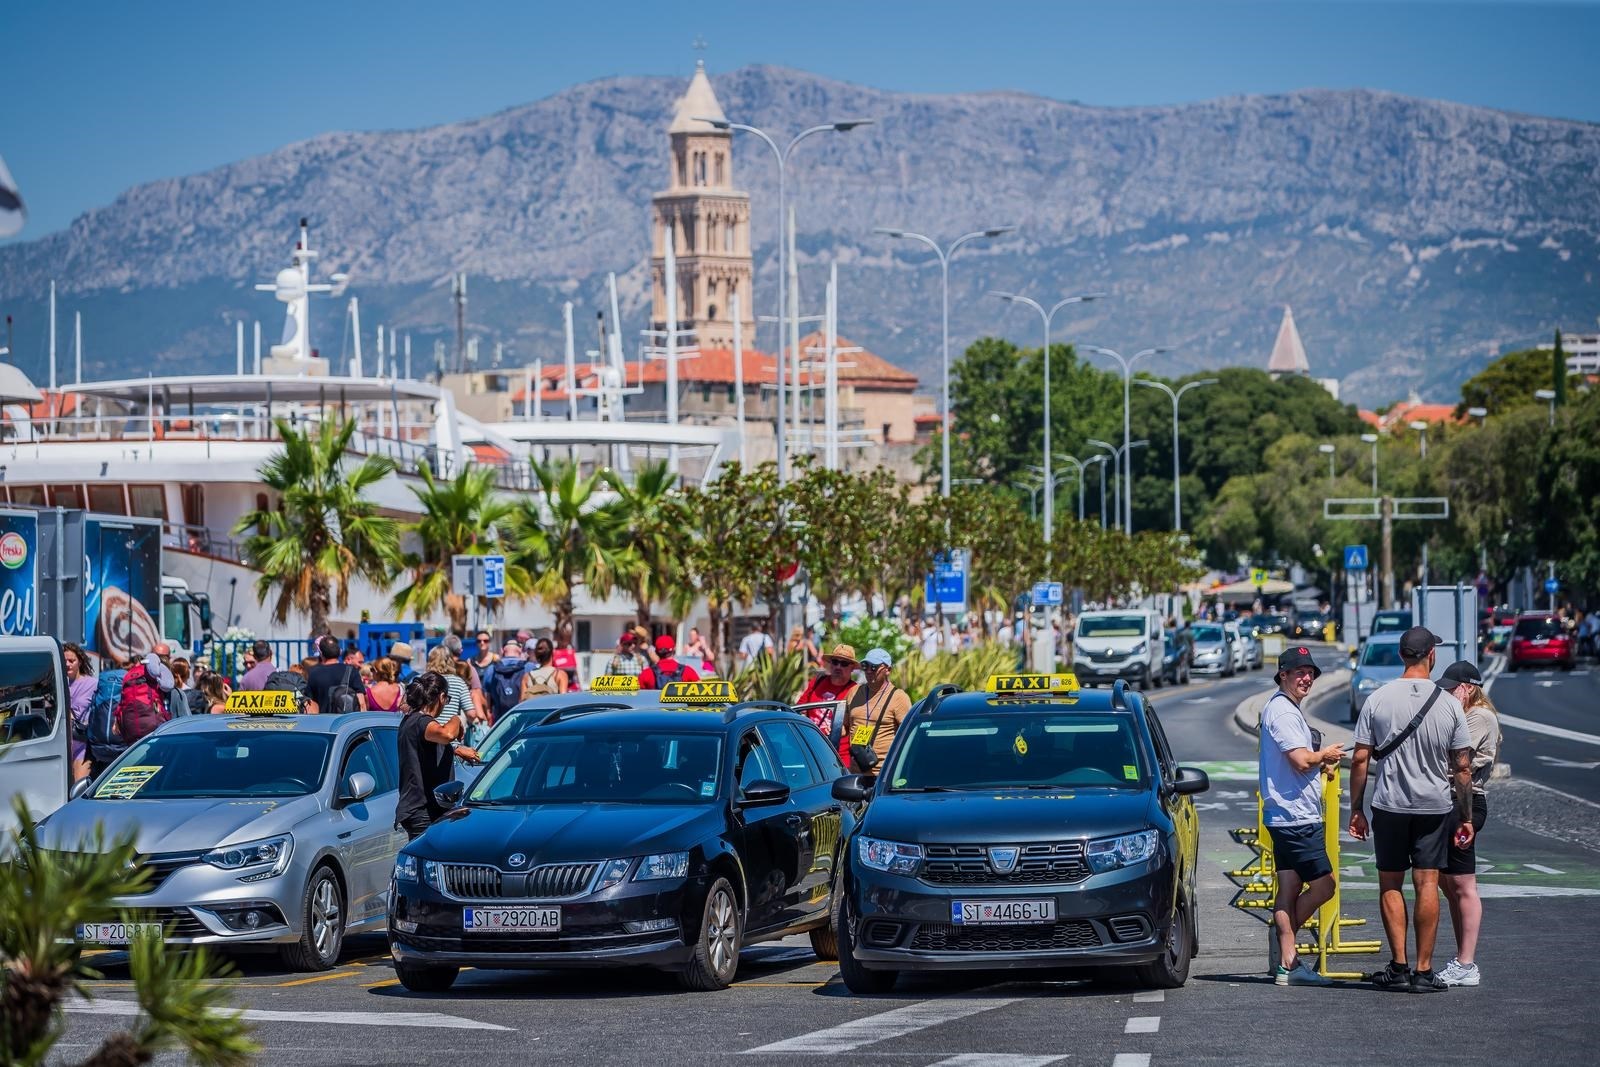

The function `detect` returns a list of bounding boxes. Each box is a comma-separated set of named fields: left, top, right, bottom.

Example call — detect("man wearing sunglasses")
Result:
left=795, top=643, right=861, bottom=705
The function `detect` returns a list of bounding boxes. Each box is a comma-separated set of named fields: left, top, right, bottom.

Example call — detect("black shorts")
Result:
left=1372, top=807, right=1452, bottom=872
left=1445, top=794, right=1489, bottom=876
left=1267, top=822, right=1333, bottom=882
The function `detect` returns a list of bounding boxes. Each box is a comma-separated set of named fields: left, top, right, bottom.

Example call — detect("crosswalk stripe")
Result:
left=1111, top=1055, right=1151, bottom=1067
left=926, top=1056, right=1064, bottom=1067
left=743, top=998, right=1021, bottom=1055
left=1124, top=1016, right=1161, bottom=1034
left=64, top=998, right=512, bottom=1031
left=1132, top=990, right=1164, bottom=1003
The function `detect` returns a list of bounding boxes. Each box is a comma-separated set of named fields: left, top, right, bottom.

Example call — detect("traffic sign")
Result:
left=925, top=550, right=969, bottom=614
left=1343, top=545, right=1369, bottom=571
left=1545, top=577, right=1560, bottom=594
left=1250, top=567, right=1268, bottom=587
left=482, top=555, right=506, bottom=598
left=1031, top=581, right=1064, bottom=607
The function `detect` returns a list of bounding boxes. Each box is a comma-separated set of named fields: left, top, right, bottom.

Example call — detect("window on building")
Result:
left=694, top=152, right=707, bottom=186
left=677, top=152, right=687, bottom=187
left=87, top=485, right=126, bottom=514
left=128, top=485, right=166, bottom=520
left=714, top=153, right=725, bottom=185
left=727, top=384, right=736, bottom=403
left=9, top=486, right=45, bottom=507
left=724, top=221, right=734, bottom=252
left=49, top=484, right=85, bottom=509
left=883, top=423, right=893, bottom=442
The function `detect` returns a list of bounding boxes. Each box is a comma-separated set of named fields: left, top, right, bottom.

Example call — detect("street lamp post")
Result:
left=1318, top=442, right=1336, bottom=481
left=1131, top=376, right=1218, bottom=531
left=1086, top=439, right=1119, bottom=528
left=1409, top=419, right=1430, bottom=459
left=702, top=117, right=874, bottom=485
left=875, top=225, right=1017, bottom=498
left=1086, top=454, right=1109, bottom=528
left=1535, top=388, right=1557, bottom=428
left=1466, top=406, right=1488, bottom=425
left=1083, top=345, right=1170, bottom=536
left=991, top=290, right=1102, bottom=545
left=1087, top=437, right=1149, bottom=530
left=1360, top=432, right=1380, bottom=494
left=1053, top=454, right=1089, bottom=522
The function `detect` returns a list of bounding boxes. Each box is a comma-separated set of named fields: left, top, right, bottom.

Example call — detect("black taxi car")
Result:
left=830, top=673, right=1208, bottom=993
left=387, top=681, right=852, bottom=992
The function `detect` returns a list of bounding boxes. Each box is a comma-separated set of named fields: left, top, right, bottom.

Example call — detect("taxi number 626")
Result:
left=951, top=899, right=1056, bottom=925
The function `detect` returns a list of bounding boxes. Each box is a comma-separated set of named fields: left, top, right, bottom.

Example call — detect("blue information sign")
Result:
left=1031, top=581, right=1064, bottom=607
left=482, top=555, right=506, bottom=598
left=1544, top=577, right=1560, bottom=595
left=1343, top=545, right=1369, bottom=571
left=924, top=551, right=968, bottom=613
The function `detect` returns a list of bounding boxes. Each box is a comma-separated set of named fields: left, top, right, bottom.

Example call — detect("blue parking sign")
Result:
left=1343, top=545, right=1369, bottom=571
left=925, top=551, right=968, bottom=613
left=1545, top=577, right=1560, bottom=595
left=482, top=555, right=506, bottom=598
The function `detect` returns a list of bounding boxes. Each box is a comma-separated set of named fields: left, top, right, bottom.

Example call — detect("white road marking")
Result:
left=1183, top=697, right=1215, bottom=704
left=1526, top=863, right=1566, bottom=875
left=1112, top=1055, right=1152, bottom=1067
left=1124, top=1016, right=1161, bottom=1034
left=1344, top=882, right=1598, bottom=899
left=1132, top=990, right=1165, bottom=1003
left=926, top=1056, right=1064, bottom=1067
left=1496, top=713, right=1600, bottom=748
left=1342, top=865, right=1364, bottom=878
left=1511, top=777, right=1600, bottom=811
left=64, top=999, right=512, bottom=1031
left=743, top=998, right=1021, bottom=1055
left=1536, top=755, right=1600, bottom=770
left=1536, top=680, right=1562, bottom=688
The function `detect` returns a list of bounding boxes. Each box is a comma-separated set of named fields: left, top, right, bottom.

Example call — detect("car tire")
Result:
left=279, top=865, right=345, bottom=972
left=1140, top=666, right=1152, bottom=691
left=394, top=960, right=459, bottom=993
left=1134, top=897, right=1193, bottom=989
left=835, top=892, right=897, bottom=995
left=808, top=919, right=839, bottom=961
left=679, top=877, right=742, bottom=991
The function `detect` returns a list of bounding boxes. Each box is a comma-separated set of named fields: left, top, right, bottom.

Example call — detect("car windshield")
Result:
left=468, top=730, right=723, bottom=806
left=1372, top=612, right=1412, bottom=633
left=474, top=708, right=540, bottom=765
left=1192, top=624, right=1224, bottom=642
left=887, top=709, right=1146, bottom=791
left=1079, top=615, right=1146, bottom=638
left=92, top=730, right=332, bottom=799
left=1360, top=642, right=1405, bottom=668
left=1515, top=617, right=1563, bottom=639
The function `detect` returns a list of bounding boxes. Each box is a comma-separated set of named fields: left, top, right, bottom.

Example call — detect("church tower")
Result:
left=650, top=62, right=755, bottom=352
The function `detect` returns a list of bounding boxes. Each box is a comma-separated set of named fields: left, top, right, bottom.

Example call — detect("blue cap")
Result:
left=862, top=648, right=893, bottom=668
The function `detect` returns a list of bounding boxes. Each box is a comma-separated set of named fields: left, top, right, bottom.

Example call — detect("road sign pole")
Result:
left=1380, top=496, right=1394, bottom=609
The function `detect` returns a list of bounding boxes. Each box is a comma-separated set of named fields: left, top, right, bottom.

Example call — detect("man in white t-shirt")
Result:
left=920, top=622, right=942, bottom=660
left=1258, top=646, right=1344, bottom=986
left=738, top=620, right=773, bottom=665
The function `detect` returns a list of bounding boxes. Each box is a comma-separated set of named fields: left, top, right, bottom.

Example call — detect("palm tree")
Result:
left=606, top=460, right=692, bottom=628
left=509, top=458, right=627, bottom=646
left=233, top=417, right=401, bottom=637
left=391, top=464, right=532, bottom=632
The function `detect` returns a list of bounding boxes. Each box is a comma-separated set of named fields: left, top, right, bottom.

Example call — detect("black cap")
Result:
left=1399, top=626, right=1443, bottom=659
left=1438, top=659, right=1483, bottom=687
left=1275, top=646, right=1322, bottom=680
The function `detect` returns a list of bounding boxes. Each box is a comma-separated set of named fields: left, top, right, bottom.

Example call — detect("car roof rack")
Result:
left=723, top=700, right=793, bottom=723
left=1111, top=679, right=1128, bottom=710
left=537, top=701, right=636, bottom=726
left=918, top=683, right=964, bottom=715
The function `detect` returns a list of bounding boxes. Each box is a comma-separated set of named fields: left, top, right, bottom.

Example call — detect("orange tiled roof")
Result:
left=1378, top=401, right=1464, bottom=431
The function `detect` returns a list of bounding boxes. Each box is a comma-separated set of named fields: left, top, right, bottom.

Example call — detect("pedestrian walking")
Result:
left=364, top=656, right=405, bottom=712
left=839, top=648, right=910, bottom=772
left=605, top=631, right=647, bottom=677
left=684, top=626, right=713, bottom=663
left=485, top=641, right=530, bottom=718
left=1349, top=626, right=1475, bottom=993
left=639, top=635, right=701, bottom=689
left=738, top=620, right=774, bottom=665
left=239, top=641, right=275, bottom=690
left=786, top=625, right=821, bottom=667
left=63, top=642, right=96, bottom=782
left=1258, top=646, right=1342, bottom=986
left=1436, top=659, right=1501, bottom=988
left=387, top=641, right=417, bottom=683
left=199, top=673, right=230, bottom=714
left=470, top=630, right=499, bottom=680
left=395, top=672, right=476, bottom=842
left=307, top=635, right=366, bottom=714
left=521, top=638, right=570, bottom=697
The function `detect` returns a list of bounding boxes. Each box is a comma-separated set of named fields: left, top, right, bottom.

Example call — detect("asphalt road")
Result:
left=58, top=648, right=1600, bottom=1066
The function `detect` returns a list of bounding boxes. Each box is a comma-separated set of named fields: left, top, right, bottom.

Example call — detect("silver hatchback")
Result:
left=40, top=712, right=406, bottom=971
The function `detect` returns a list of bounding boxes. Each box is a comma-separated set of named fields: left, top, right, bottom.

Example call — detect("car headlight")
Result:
left=1130, top=641, right=1147, bottom=655
left=857, top=836, right=922, bottom=876
left=394, top=854, right=418, bottom=883
left=1356, top=677, right=1382, bottom=691
left=596, top=857, right=632, bottom=891
left=634, top=852, right=690, bottom=881
left=1086, top=829, right=1160, bottom=873
left=202, top=835, right=292, bottom=880
left=422, top=860, right=445, bottom=892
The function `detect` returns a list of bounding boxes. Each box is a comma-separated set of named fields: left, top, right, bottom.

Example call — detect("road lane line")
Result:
left=1513, top=778, right=1600, bottom=811
left=1526, top=863, right=1566, bottom=875
left=743, top=998, right=1021, bottom=1055
left=275, top=969, right=362, bottom=987
left=361, top=978, right=400, bottom=989
left=1124, top=1016, right=1161, bottom=1034
left=1112, top=1055, right=1151, bottom=1067
left=927, top=1057, right=1064, bottom=1067
left=1131, top=990, right=1164, bottom=1003
left=64, top=998, right=513, bottom=1031
left=1495, top=712, right=1600, bottom=748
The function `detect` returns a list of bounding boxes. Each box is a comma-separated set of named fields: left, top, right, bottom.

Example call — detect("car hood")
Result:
left=413, top=802, right=722, bottom=864
left=40, top=794, right=320, bottom=855
left=1076, top=636, right=1149, bottom=653
left=862, top=790, right=1156, bottom=844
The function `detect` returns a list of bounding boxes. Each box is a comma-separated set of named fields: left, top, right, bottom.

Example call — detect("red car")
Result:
left=1506, top=612, right=1576, bottom=672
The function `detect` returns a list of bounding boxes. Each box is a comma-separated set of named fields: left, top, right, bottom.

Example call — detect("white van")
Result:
left=1072, top=610, right=1165, bottom=689
left=0, top=636, right=71, bottom=836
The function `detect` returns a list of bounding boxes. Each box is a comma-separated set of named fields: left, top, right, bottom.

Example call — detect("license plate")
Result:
left=76, top=922, right=164, bottom=944
left=463, top=906, right=560, bottom=932
left=951, top=899, right=1056, bottom=925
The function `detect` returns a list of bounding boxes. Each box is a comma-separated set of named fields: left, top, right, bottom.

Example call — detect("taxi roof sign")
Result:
left=985, top=673, right=1081, bottom=695
left=659, top=679, right=737, bottom=706
left=590, top=674, right=641, bottom=694
left=225, top=690, right=299, bottom=714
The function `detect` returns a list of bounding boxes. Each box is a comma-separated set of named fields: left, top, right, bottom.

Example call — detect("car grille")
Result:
left=135, top=852, right=204, bottom=891
left=922, top=843, right=1090, bottom=886
left=440, top=861, right=599, bottom=900
left=911, top=920, right=1101, bottom=952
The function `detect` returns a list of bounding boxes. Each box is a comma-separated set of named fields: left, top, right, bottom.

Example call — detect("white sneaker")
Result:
left=1439, top=958, right=1480, bottom=987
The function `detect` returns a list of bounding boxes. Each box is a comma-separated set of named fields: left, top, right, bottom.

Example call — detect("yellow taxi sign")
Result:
left=986, top=673, right=1080, bottom=695
left=659, top=679, right=736, bottom=706
left=590, top=674, right=641, bottom=694
left=225, top=690, right=299, bottom=714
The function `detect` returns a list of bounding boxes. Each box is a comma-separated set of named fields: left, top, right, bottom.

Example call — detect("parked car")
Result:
left=1072, top=610, right=1166, bottom=690
left=1159, top=631, right=1193, bottom=687
left=1507, top=612, right=1576, bottom=672
left=1224, top=621, right=1263, bottom=671
left=1189, top=623, right=1235, bottom=677
left=1369, top=610, right=1412, bottom=637
left=1293, top=611, right=1338, bottom=641
left=1252, top=613, right=1292, bottom=636
left=1348, top=633, right=1407, bottom=722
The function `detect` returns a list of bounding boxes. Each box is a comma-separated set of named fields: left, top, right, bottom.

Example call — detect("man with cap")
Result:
left=387, top=641, right=417, bottom=684
left=1349, top=626, right=1474, bottom=993
left=605, top=631, right=647, bottom=678
left=1259, top=646, right=1343, bottom=985
left=639, top=635, right=700, bottom=689
left=839, top=648, right=910, bottom=772
left=794, top=644, right=860, bottom=740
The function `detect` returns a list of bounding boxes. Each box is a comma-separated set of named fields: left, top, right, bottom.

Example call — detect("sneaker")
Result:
left=1439, top=959, right=1480, bottom=987
left=1371, top=960, right=1412, bottom=992
left=1411, top=968, right=1448, bottom=993
left=1286, top=959, right=1334, bottom=986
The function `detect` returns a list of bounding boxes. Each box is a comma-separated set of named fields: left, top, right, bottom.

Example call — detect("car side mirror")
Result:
left=433, top=780, right=466, bottom=810
left=69, top=777, right=94, bottom=801
left=340, top=771, right=376, bottom=804
left=831, top=774, right=874, bottom=803
left=738, top=778, right=790, bottom=807
left=1172, top=766, right=1210, bottom=796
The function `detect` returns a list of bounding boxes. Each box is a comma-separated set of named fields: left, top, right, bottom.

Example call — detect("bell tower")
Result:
left=650, top=62, right=754, bottom=351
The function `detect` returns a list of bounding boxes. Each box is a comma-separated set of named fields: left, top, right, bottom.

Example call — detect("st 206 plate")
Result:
left=951, top=899, right=1056, bottom=925
left=76, top=922, right=164, bottom=944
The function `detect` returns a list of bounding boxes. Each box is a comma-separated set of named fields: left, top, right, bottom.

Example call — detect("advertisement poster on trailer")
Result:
left=83, top=517, right=163, bottom=665
left=0, top=509, right=38, bottom=636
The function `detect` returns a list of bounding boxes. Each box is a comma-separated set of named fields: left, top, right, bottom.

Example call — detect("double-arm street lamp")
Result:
left=875, top=225, right=1016, bottom=498
left=1085, top=454, right=1110, bottom=528
left=1053, top=454, right=1089, bottom=522
left=1087, top=437, right=1149, bottom=531
left=990, top=290, right=1103, bottom=543
left=1131, top=376, right=1218, bottom=531
left=702, top=117, right=874, bottom=485
left=1083, top=345, right=1170, bottom=535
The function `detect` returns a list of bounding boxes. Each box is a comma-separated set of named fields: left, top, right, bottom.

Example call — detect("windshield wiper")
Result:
left=891, top=785, right=968, bottom=793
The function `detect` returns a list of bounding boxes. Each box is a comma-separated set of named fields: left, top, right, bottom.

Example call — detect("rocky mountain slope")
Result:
left=3, top=65, right=1597, bottom=405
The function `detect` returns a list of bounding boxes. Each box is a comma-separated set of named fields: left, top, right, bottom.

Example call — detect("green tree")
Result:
left=234, top=418, right=401, bottom=637
left=607, top=460, right=692, bottom=628
left=1553, top=329, right=1568, bottom=406
left=509, top=459, right=627, bottom=646
left=679, top=463, right=791, bottom=663
left=1536, top=386, right=1600, bottom=592
left=1458, top=346, right=1566, bottom=416
left=390, top=464, right=530, bottom=633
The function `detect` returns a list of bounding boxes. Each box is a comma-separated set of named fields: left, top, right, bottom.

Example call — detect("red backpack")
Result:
left=115, top=663, right=170, bottom=745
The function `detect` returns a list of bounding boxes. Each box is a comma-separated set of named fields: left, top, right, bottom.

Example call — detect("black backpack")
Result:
left=488, top=662, right=526, bottom=718
left=325, top=666, right=363, bottom=714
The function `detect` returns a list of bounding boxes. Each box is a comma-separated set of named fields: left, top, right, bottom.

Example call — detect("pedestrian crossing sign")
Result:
left=1250, top=568, right=1269, bottom=587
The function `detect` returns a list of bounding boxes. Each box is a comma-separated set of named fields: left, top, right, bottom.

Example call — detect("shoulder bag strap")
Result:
left=1373, top=685, right=1444, bottom=761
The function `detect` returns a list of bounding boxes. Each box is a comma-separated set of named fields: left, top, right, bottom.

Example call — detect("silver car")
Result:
left=1189, top=622, right=1236, bottom=677
left=1348, top=633, right=1406, bottom=723
left=40, top=712, right=405, bottom=971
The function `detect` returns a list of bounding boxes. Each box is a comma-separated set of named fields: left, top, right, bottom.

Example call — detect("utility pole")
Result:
left=1325, top=494, right=1448, bottom=612
left=1381, top=496, right=1395, bottom=609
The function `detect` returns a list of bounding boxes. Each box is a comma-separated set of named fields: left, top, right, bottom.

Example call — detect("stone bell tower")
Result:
left=650, top=62, right=755, bottom=351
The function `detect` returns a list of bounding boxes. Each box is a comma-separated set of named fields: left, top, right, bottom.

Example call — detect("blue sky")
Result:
left=3, top=1, right=1596, bottom=240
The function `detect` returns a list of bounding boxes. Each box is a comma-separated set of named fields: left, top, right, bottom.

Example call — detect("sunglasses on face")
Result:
left=477, top=638, right=490, bottom=644
left=826, top=658, right=851, bottom=668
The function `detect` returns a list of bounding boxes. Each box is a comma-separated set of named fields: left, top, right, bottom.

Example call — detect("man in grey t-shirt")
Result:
left=1349, top=626, right=1474, bottom=993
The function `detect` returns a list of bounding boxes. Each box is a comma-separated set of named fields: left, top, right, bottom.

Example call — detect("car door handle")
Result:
left=338, top=830, right=355, bottom=840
